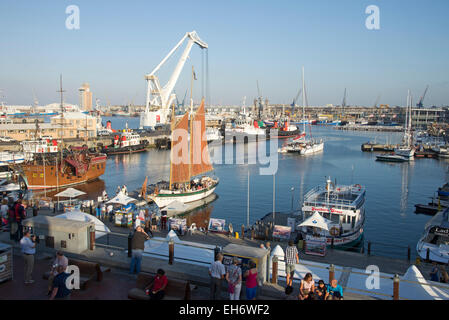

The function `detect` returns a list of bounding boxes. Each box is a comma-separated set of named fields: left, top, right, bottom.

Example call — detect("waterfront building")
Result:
left=79, top=83, right=93, bottom=111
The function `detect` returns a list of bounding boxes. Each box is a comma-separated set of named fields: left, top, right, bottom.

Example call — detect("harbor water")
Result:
left=79, top=117, right=449, bottom=258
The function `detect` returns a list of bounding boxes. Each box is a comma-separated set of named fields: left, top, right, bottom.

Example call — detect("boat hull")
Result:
left=22, top=155, right=107, bottom=190
left=102, top=141, right=149, bottom=155
left=300, top=142, right=324, bottom=155
left=152, top=182, right=218, bottom=209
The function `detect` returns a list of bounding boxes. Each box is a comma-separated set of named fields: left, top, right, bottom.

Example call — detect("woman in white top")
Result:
left=299, top=272, right=315, bottom=300
left=1, top=199, right=9, bottom=226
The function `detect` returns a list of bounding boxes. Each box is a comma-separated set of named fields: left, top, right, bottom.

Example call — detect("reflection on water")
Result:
left=27, top=179, right=106, bottom=202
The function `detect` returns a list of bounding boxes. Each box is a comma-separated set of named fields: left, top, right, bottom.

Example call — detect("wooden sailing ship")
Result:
left=20, top=76, right=107, bottom=190
left=149, top=98, right=219, bottom=209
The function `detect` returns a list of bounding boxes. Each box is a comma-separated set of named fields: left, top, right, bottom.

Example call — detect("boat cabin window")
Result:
left=427, top=233, right=449, bottom=246
left=330, top=214, right=340, bottom=224
left=323, top=212, right=330, bottom=220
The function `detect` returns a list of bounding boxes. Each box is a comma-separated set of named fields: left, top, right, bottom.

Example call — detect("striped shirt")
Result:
left=285, top=245, right=298, bottom=265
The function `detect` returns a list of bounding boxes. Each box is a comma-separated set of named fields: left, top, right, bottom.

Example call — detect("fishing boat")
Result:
left=149, top=99, right=219, bottom=209
left=269, top=120, right=301, bottom=139
left=21, top=138, right=59, bottom=161
left=416, top=207, right=449, bottom=264
left=101, top=130, right=149, bottom=155
left=225, top=116, right=266, bottom=141
left=299, top=177, right=366, bottom=248
left=0, top=151, right=25, bottom=165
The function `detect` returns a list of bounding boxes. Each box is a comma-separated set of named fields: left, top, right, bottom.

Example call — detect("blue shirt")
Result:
left=53, top=272, right=71, bottom=298
left=327, top=284, right=343, bottom=297
left=20, top=236, right=35, bottom=255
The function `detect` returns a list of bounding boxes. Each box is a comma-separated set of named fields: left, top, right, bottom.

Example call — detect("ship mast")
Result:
left=302, top=66, right=306, bottom=135
left=56, top=74, right=66, bottom=190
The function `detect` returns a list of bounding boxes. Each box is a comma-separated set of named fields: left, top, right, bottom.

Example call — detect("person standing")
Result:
left=226, top=257, right=242, bottom=300
left=209, top=253, right=226, bottom=300
left=20, top=230, right=36, bottom=284
left=284, top=240, right=299, bottom=287
left=130, top=225, right=150, bottom=274
left=49, top=265, right=71, bottom=300
left=32, top=202, right=39, bottom=217
left=1, top=199, right=8, bottom=228
left=244, top=261, right=258, bottom=300
left=14, top=200, right=26, bottom=241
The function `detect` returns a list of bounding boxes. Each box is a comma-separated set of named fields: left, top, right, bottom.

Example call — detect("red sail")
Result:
left=170, top=112, right=190, bottom=185
left=190, top=99, right=214, bottom=177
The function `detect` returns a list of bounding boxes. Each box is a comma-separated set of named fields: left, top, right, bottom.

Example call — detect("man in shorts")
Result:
left=284, top=240, right=299, bottom=287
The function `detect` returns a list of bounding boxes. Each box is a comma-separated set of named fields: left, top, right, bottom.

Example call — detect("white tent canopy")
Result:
left=55, top=209, right=111, bottom=239
left=400, top=265, right=449, bottom=300
left=297, top=212, right=330, bottom=231
left=54, top=187, right=86, bottom=198
left=106, top=192, right=137, bottom=206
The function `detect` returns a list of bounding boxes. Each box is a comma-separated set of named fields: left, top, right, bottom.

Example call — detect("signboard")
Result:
left=432, top=227, right=449, bottom=237
left=208, top=218, right=226, bottom=232
left=272, top=225, right=291, bottom=240
left=169, top=218, right=187, bottom=232
left=222, top=254, right=257, bottom=281
left=156, top=115, right=160, bottom=123
left=305, top=239, right=326, bottom=257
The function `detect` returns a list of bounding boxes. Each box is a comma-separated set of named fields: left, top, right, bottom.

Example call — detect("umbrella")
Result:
left=54, top=187, right=86, bottom=205
left=106, top=192, right=137, bottom=206
left=297, top=211, right=330, bottom=231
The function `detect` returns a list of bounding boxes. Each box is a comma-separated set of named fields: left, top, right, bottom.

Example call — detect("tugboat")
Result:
left=102, top=130, right=149, bottom=155
left=269, top=120, right=301, bottom=139
left=298, top=177, right=366, bottom=248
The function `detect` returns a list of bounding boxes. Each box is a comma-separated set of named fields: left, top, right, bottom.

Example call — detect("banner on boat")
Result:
left=208, top=218, right=226, bottom=232
left=273, top=225, right=292, bottom=240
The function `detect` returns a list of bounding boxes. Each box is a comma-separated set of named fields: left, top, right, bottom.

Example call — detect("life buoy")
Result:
left=354, top=184, right=362, bottom=191
left=329, top=227, right=340, bottom=237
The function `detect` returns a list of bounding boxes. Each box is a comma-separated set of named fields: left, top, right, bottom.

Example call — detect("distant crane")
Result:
left=373, top=94, right=381, bottom=108
left=416, top=85, right=429, bottom=109
left=256, top=80, right=263, bottom=119
left=342, top=88, right=347, bottom=108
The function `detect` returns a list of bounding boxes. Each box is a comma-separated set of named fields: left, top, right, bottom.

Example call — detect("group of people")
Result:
left=209, top=252, right=260, bottom=300
left=95, top=202, right=114, bottom=222
left=284, top=240, right=343, bottom=300
left=0, top=197, right=34, bottom=242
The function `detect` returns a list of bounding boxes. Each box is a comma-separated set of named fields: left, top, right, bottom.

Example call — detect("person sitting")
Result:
left=299, top=272, right=315, bottom=300
left=145, top=269, right=168, bottom=300
left=314, top=280, right=326, bottom=300
left=49, top=265, right=71, bottom=300
left=47, top=251, right=68, bottom=295
left=325, top=279, right=344, bottom=300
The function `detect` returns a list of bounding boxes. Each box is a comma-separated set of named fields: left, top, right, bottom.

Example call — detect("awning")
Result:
left=297, top=211, right=331, bottom=231
left=106, top=192, right=137, bottom=206
left=54, top=187, right=86, bottom=198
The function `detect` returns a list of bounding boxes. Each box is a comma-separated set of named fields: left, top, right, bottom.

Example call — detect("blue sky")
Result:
left=1, top=0, right=448, bottom=107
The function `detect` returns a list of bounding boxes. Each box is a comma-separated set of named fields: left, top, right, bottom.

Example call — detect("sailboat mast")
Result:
left=302, top=66, right=306, bottom=134
left=169, top=103, right=175, bottom=190
left=56, top=74, right=65, bottom=190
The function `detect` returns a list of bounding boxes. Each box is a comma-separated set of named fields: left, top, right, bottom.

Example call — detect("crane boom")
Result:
left=141, top=31, right=208, bottom=128
left=417, top=85, right=429, bottom=108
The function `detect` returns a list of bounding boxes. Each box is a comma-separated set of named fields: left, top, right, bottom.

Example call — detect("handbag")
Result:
left=228, top=283, right=235, bottom=294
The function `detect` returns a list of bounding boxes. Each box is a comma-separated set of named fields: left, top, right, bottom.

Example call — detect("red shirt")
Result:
left=153, top=275, right=168, bottom=291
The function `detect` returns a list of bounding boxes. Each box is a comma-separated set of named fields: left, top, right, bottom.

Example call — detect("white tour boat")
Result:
left=416, top=207, right=449, bottom=264
left=299, top=178, right=366, bottom=248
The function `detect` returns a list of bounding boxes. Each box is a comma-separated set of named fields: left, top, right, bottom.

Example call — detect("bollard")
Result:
left=89, top=227, right=95, bottom=251
left=235, top=232, right=239, bottom=239
left=407, top=246, right=411, bottom=261
left=331, top=237, right=334, bottom=249
left=241, top=225, right=245, bottom=240
left=128, top=231, right=133, bottom=258
left=367, top=241, right=372, bottom=256
left=271, top=256, right=278, bottom=284
left=168, top=240, right=174, bottom=265
left=264, top=226, right=269, bottom=241
left=393, top=274, right=400, bottom=300
left=251, top=228, right=255, bottom=240
left=426, top=248, right=430, bottom=262
left=329, top=264, right=335, bottom=283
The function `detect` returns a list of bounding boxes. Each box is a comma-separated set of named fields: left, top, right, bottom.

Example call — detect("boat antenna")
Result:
left=56, top=74, right=65, bottom=190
